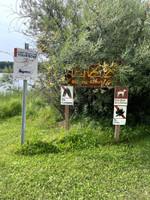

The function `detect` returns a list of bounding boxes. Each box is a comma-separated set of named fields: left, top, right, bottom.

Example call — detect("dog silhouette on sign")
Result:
left=116, top=108, right=125, bottom=117
left=63, top=87, right=72, bottom=98
left=117, top=89, right=127, bottom=97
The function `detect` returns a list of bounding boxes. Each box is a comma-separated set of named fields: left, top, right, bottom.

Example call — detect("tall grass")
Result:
left=13, top=116, right=150, bottom=156
left=0, top=90, right=62, bottom=125
left=0, top=91, right=43, bottom=119
left=0, top=92, right=22, bottom=119
left=0, top=91, right=149, bottom=146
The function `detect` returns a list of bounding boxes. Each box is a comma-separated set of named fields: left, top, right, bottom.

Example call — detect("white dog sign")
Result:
left=114, top=87, right=128, bottom=105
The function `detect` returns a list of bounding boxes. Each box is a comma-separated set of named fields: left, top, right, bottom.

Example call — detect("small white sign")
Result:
left=113, top=118, right=126, bottom=125
left=113, top=105, right=127, bottom=119
left=14, top=48, right=38, bottom=80
left=114, top=98, right=128, bottom=106
left=113, top=105, right=127, bottom=125
left=61, top=86, right=74, bottom=105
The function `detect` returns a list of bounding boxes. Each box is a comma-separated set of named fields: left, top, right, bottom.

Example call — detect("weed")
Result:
left=15, top=141, right=60, bottom=155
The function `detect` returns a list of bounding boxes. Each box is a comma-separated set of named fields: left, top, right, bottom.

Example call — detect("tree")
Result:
left=19, top=0, right=150, bottom=123
left=0, top=62, right=13, bottom=73
left=0, top=73, right=14, bottom=91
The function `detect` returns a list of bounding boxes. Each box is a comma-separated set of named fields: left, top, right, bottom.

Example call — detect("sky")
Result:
left=0, top=0, right=31, bottom=62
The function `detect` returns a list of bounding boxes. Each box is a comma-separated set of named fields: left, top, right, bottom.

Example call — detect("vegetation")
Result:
left=0, top=61, right=13, bottom=73
left=0, top=0, right=150, bottom=198
left=0, top=92, right=150, bottom=199
left=17, top=0, right=150, bottom=124
left=0, top=73, right=15, bottom=91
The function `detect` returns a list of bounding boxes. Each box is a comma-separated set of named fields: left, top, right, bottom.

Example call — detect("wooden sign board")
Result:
left=66, top=63, right=117, bottom=88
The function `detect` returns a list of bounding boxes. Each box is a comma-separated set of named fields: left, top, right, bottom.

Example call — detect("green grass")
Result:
left=0, top=93, right=150, bottom=199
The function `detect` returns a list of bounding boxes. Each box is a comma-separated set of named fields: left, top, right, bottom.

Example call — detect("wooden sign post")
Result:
left=113, top=87, right=129, bottom=140
left=115, top=125, right=120, bottom=140
left=65, top=105, right=69, bottom=131
left=61, top=86, right=74, bottom=131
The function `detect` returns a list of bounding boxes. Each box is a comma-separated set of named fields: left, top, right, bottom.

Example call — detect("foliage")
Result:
left=0, top=73, right=14, bottom=91
left=0, top=91, right=62, bottom=124
left=20, top=0, right=150, bottom=82
left=0, top=92, right=22, bottom=119
left=0, top=61, right=13, bottom=72
left=0, top=99, right=21, bottom=119
left=32, top=62, right=65, bottom=116
left=19, top=0, right=150, bottom=122
left=73, top=88, right=114, bottom=116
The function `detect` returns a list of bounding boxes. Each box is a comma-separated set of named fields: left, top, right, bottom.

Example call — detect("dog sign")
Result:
left=114, top=86, right=128, bottom=105
left=61, top=86, right=74, bottom=105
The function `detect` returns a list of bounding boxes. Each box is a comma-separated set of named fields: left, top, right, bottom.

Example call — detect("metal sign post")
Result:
left=21, top=79, right=27, bottom=145
left=21, top=43, right=28, bottom=145
left=14, top=43, right=38, bottom=145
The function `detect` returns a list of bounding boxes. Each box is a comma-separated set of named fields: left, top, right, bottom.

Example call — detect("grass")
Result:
left=0, top=92, right=150, bottom=199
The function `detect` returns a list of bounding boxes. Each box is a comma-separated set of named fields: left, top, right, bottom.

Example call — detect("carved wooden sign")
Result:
left=66, top=63, right=117, bottom=88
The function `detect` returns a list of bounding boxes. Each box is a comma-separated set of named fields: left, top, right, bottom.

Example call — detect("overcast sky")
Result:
left=0, top=0, right=31, bottom=62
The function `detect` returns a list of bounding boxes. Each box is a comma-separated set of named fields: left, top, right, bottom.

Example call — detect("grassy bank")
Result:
left=0, top=92, right=150, bottom=199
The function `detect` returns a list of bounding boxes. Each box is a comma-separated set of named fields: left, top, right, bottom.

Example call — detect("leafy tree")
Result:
left=0, top=74, right=14, bottom=91
left=19, top=0, right=150, bottom=123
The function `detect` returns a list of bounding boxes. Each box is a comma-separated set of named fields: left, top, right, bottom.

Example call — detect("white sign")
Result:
left=14, top=48, right=38, bottom=80
left=114, top=87, right=128, bottom=105
left=113, top=105, right=127, bottom=125
left=114, top=98, right=128, bottom=105
left=113, top=118, right=126, bottom=125
left=61, top=86, right=74, bottom=105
